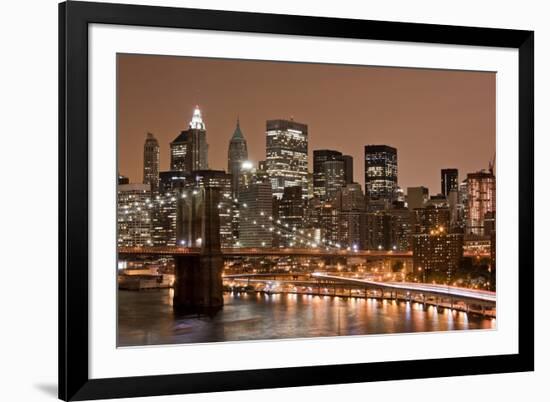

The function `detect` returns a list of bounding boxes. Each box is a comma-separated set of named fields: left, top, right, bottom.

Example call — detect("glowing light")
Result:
left=241, top=161, right=253, bottom=170
left=189, top=106, right=205, bottom=130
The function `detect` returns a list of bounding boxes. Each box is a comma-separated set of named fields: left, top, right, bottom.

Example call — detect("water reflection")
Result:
left=118, top=289, right=495, bottom=347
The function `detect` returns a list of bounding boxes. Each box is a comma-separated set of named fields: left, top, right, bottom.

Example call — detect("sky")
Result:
left=117, top=54, right=495, bottom=195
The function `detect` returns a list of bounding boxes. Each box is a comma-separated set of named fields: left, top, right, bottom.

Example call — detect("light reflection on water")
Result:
left=117, top=289, right=495, bottom=347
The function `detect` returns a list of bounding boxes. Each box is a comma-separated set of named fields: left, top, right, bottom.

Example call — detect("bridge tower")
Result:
left=173, top=186, right=224, bottom=314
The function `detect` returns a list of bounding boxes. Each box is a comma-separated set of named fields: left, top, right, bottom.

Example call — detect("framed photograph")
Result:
left=59, top=1, right=534, bottom=400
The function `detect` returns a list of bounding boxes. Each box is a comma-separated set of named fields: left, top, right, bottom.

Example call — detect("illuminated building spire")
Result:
left=189, top=105, right=206, bottom=130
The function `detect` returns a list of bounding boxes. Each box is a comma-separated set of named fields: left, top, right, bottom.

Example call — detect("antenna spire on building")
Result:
left=189, top=105, right=205, bottom=130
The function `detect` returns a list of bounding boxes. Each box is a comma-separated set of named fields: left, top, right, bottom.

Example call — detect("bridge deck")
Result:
left=312, top=273, right=496, bottom=303
left=118, top=246, right=413, bottom=258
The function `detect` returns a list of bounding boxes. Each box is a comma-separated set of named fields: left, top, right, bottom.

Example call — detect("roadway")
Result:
left=311, top=273, right=496, bottom=303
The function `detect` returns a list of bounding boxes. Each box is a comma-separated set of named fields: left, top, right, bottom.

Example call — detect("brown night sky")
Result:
left=117, top=54, right=495, bottom=194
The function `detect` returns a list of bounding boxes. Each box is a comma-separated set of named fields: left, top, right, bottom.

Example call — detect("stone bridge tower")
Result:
left=173, top=186, right=223, bottom=314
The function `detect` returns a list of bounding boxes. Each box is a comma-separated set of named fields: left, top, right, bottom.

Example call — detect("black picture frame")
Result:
left=59, top=1, right=534, bottom=400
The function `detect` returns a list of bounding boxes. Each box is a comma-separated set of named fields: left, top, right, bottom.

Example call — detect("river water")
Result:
left=118, top=289, right=495, bottom=347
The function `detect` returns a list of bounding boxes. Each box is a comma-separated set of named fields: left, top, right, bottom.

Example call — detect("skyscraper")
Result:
left=238, top=182, right=273, bottom=247
left=227, top=118, right=248, bottom=199
left=342, top=155, right=354, bottom=184
left=441, top=168, right=459, bottom=197
left=278, top=186, right=305, bottom=247
left=313, top=150, right=342, bottom=199
left=466, top=170, right=496, bottom=235
left=335, top=183, right=366, bottom=249
left=323, top=159, right=346, bottom=200
left=170, top=106, right=209, bottom=172
left=364, top=145, right=398, bottom=205
left=265, top=119, right=308, bottom=199
left=143, top=133, right=160, bottom=193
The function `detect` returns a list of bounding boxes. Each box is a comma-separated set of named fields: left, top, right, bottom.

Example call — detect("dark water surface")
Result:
left=118, top=289, right=495, bottom=347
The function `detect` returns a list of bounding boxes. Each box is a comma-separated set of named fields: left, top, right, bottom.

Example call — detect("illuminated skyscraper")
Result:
left=143, top=132, right=160, bottom=193
left=364, top=145, right=398, bottom=205
left=227, top=118, right=248, bottom=199
left=441, top=168, right=459, bottom=198
left=278, top=186, right=304, bottom=247
left=238, top=182, right=273, bottom=247
left=265, top=119, right=308, bottom=199
left=466, top=170, right=496, bottom=235
left=313, top=150, right=341, bottom=199
left=170, top=106, right=209, bottom=172
left=313, top=150, right=353, bottom=200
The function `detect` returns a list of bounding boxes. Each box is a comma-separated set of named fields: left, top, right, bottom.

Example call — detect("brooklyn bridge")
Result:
left=118, top=187, right=494, bottom=315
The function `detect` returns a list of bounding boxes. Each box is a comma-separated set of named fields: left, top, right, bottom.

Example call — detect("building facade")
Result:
left=364, top=145, right=398, bottom=204
left=313, top=150, right=341, bottom=199
left=466, top=170, right=496, bottom=235
left=238, top=182, right=273, bottom=247
left=265, top=119, right=308, bottom=199
left=413, top=230, right=464, bottom=283
left=323, top=159, right=346, bottom=201
left=407, top=186, right=429, bottom=210
left=117, top=183, right=152, bottom=247
left=342, top=155, right=354, bottom=185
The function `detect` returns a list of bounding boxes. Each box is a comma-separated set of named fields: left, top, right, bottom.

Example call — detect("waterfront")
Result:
left=118, top=289, right=495, bottom=347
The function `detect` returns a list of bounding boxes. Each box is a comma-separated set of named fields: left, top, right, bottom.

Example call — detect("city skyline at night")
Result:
left=117, top=54, right=495, bottom=194
left=117, top=54, right=497, bottom=346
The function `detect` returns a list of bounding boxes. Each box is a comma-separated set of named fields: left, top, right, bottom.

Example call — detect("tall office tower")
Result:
left=170, top=106, right=209, bottom=172
left=117, top=183, right=152, bottom=247
left=238, top=182, right=273, bottom=247
left=266, top=119, right=308, bottom=199
left=466, top=170, right=496, bottom=235
left=227, top=119, right=248, bottom=199
left=278, top=186, right=305, bottom=247
left=413, top=229, right=463, bottom=283
left=191, top=170, right=234, bottom=248
left=143, top=132, right=160, bottom=193
left=313, top=150, right=342, bottom=199
left=323, top=159, right=346, bottom=201
left=364, top=145, right=398, bottom=205
left=342, top=155, right=354, bottom=184
left=406, top=186, right=429, bottom=210
left=441, top=168, right=459, bottom=198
